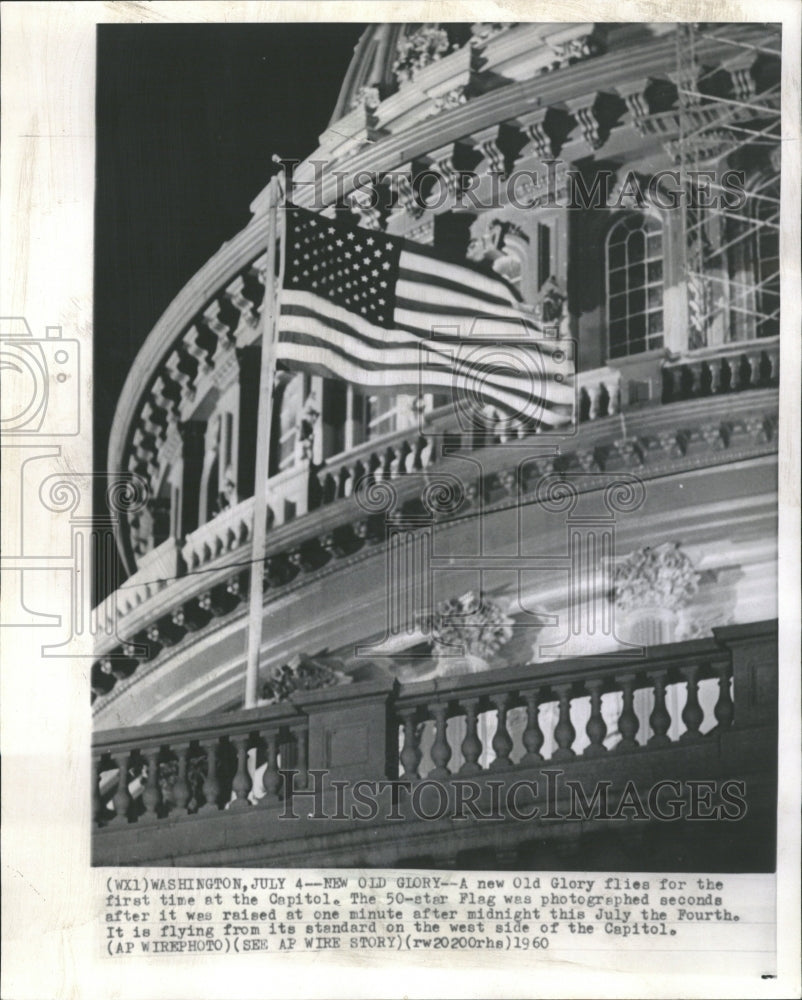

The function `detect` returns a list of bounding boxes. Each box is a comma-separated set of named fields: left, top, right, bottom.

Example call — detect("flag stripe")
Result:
left=397, top=264, right=517, bottom=310
left=278, top=325, right=574, bottom=413
left=400, top=247, right=523, bottom=305
left=394, top=280, right=544, bottom=328
left=280, top=295, right=569, bottom=377
left=276, top=342, right=573, bottom=425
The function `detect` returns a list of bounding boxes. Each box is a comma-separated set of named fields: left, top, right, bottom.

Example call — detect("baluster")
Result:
left=680, top=665, right=704, bottom=741
left=199, top=738, right=221, bottom=813
left=111, top=751, right=132, bottom=824
left=648, top=671, right=671, bottom=746
left=399, top=708, right=422, bottom=780
left=552, top=685, right=576, bottom=760
left=92, top=754, right=103, bottom=825
left=141, top=746, right=162, bottom=822
left=229, top=734, right=253, bottom=809
left=607, top=379, right=621, bottom=416
left=587, top=382, right=601, bottom=420
left=520, top=689, right=544, bottom=764
left=708, top=359, right=721, bottom=394
left=739, top=354, right=755, bottom=390
left=171, top=743, right=191, bottom=816
left=489, top=694, right=513, bottom=770
left=428, top=703, right=452, bottom=779
left=260, top=730, right=281, bottom=804
left=459, top=699, right=483, bottom=775
left=295, top=723, right=309, bottom=790
left=616, top=673, right=640, bottom=751
left=713, top=663, right=734, bottom=731
left=584, top=680, right=608, bottom=756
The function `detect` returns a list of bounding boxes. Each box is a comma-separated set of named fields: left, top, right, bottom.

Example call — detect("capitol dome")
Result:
left=92, top=21, right=780, bottom=873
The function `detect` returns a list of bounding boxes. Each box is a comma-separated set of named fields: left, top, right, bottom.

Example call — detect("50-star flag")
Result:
left=277, top=206, right=574, bottom=427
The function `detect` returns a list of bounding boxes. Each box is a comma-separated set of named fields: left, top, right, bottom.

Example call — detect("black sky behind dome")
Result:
left=94, top=22, right=366, bottom=593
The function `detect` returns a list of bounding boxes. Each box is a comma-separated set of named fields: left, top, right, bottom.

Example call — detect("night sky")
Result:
left=94, top=22, right=366, bottom=474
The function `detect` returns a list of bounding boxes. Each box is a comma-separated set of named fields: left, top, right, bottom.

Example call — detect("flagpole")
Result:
left=244, top=162, right=286, bottom=709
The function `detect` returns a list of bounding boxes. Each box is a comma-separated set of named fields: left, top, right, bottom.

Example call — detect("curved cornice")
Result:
left=107, top=214, right=270, bottom=481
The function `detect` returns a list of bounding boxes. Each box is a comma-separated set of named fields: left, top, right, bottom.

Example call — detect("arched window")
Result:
left=606, top=214, right=664, bottom=358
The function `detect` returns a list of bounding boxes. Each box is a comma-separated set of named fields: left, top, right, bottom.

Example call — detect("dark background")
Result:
left=94, top=22, right=366, bottom=593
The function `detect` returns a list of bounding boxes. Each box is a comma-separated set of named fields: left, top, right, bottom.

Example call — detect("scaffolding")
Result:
left=675, top=23, right=781, bottom=349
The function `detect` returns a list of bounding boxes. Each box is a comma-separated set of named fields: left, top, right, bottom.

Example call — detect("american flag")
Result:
left=277, top=206, right=574, bottom=427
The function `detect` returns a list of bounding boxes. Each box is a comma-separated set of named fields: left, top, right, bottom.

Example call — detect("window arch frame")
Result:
left=604, top=210, right=666, bottom=359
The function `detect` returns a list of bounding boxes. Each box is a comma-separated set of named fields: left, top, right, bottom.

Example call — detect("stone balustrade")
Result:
left=394, top=642, right=732, bottom=779
left=94, top=701, right=309, bottom=827
left=180, top=462, right=312, bottom=574
left=92, top=620, right=777, bottom=868
left=316, top=428, right=436, bottom=505
left=662, top=336, right=779, bottom=403
left=94, top=538, right=180, bottom=628
left=181, top=496, right=253, bottom=573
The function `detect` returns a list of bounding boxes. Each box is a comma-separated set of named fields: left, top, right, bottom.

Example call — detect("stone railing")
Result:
left=315, top=427, right=436, bottom=504
left=93, top=699, right=310, bottom=828
left=94, top=537, right=180, bottom=628
left=92, top=620, right=777, bottom=868
left=181, top=496, right=253, bottom=572
left=662, top=336, right=779, bottom=403
left=180, top=463, right=312, bottom=573
left=395, top=639, right=731, bottom=778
